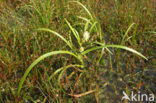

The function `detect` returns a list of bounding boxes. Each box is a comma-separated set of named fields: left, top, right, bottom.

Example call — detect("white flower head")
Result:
left=80, top=47, right=84, bottom=52
left=83, top=31, right=90, bottom=42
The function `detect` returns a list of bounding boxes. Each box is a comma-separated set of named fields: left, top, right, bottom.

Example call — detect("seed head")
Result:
left=83, top=31, right=90, bottom=42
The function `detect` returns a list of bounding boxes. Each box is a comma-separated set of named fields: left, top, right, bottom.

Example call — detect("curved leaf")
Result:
left=37, top=28, right=73, bottom=50
left=81, top=45, right=148, bottom=60
left=70, top=1, right=93, bottom=20
left=17, top=51, right=80, bottom=95
left=48, top=64, right=83, bottom=81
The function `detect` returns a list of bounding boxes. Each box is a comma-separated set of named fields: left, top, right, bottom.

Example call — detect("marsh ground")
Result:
left=0, top=0, right=155, bottom=102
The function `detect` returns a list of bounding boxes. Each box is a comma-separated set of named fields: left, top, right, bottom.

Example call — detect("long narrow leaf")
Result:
left=93, top=42, right=113, bottom=54
left=37, top=28, right=73, bottom=50
left=121, top=23, right=135, bottom=45
left=84, top=20, right=90, bottom=31
left=48, top=64, right=83, bottom=81
left=17, top=51, right=80, bottom=95
left=65, top=19, right=79, bottom=39
left=65, top=19, right=81, bottom=46
left=81, top=45, right=148, bottom=60
left=89, top=21, right=98, bottom=33
left=70, top=1, right=93, bottom=20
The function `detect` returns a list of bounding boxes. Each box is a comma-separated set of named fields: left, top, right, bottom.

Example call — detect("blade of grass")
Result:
left=84, top=19, right=90, bottom=31
left=81, top=44, right=148, bottom=60
left=77, top=16, right=92, bottom=24
left=117, top=23, right=136, bottom=66
left=65, top=19, right=81, bottom=46
left=121, top=23, right=135, bottom=45
left=37, top=28, right=73, bottom=50
left=17, top=51, right=81, bottom=95
left=89, top=21, right=98, bottom=33
left=48, top=64, right=83, bottom=81
left=94, top=42, right=113, bottom=55
left=70, top=1, right=93, bottom=20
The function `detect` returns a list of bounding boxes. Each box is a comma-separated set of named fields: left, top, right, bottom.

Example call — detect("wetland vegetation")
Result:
left=0, top=0, right=155, bottom=102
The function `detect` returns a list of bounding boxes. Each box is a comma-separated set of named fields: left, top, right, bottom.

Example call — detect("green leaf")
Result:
left=65, top=19, right=81, bottom=46
left=89, top=21, right=98, bottom=33
left=48, top=64, right=83, bottom=81
left=82, top=44, right=148, bottom=60
left=84, top=20, right=90, bottom=31
left=70, top=1, right=93, bottom=20
left=121, top=23, right=135, bottom=45
left=37, top=28, right=73, bottom=50
left=17, top=51, right=80, bottom=95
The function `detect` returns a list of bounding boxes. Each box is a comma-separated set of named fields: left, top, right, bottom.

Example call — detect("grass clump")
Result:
left=0, top=0, right=155, bottom=102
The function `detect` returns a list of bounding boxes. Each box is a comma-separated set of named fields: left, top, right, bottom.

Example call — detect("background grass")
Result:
left=0, top=0, right=155, bottom=102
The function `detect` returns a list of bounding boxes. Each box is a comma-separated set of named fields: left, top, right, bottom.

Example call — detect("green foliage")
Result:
left=0, top=0, right=155, bottom=102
